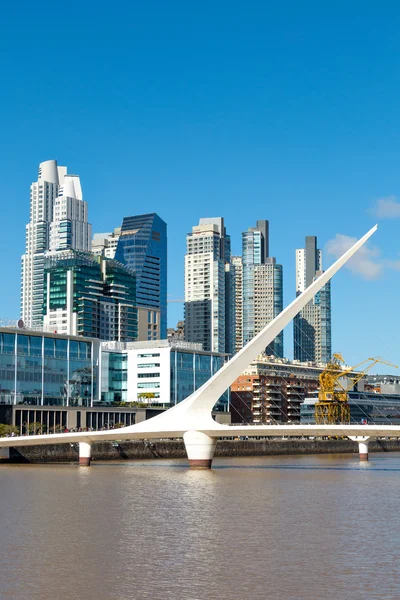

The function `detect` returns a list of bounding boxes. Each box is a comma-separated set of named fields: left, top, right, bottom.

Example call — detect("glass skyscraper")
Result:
left=114, top=214, right=167, bottom=338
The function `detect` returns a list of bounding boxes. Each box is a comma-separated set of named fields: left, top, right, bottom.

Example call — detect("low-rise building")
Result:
left=0, top=327, right=100, bottom=407
left=0, top=328, right=230, bottom=433
left=230, top=356, right=322, bottom=424
left=101, top=339, right=229, bottom=410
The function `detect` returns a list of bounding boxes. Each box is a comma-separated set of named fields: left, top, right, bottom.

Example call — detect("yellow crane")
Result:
left=315, top=353, right=398, bottom=425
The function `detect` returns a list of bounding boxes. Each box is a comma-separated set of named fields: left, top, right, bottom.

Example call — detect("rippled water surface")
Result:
left=1, top=453, right=400, bottom=600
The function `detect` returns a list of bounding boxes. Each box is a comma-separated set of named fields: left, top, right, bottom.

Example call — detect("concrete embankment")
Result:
left=5, top=437, right=400, bottom=463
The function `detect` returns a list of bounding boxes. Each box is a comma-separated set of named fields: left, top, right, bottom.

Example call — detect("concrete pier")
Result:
left=0, top=447, right=10, bottom=460
left=79, top=441, right=92, bottom=466
left=183, top=431, right=216, bottom=469
left=349, top=436, right=371, bottom=461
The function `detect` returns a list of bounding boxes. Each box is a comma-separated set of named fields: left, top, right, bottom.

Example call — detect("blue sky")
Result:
left=0, top=0, right=399, bottom=371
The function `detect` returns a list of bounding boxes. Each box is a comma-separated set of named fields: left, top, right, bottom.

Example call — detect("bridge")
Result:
left=0, top=224, right=388, bottom=467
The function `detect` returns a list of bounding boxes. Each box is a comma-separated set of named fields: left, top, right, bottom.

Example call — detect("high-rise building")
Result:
left=43, top=250, right=138, bottom=341
left=294, top=236, right=332, bottom=363
left=21, top=160, right=91, bottom=329
left=92, top=228, right=121, bottom=259
left=231, top=256, right=243, bottom=353
left=184, top=217, right=234, bottom=354
left=241, top=221, right=283, bottom=357
left=49, top=175, right=91, bottom=253
left=114, top=214, right=167, bottom=338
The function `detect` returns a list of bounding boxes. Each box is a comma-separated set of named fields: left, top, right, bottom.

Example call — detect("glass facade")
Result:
left=44, top=250, right=138, bottom=341
left=114, top=214, right=167, bottom=338
left=0, top=330, right=99, bottom=407
left=170, top=350, right=228, bottom=409
left=101, top=352, right=127, bottom=403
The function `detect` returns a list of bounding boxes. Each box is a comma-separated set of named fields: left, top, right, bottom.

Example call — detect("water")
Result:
left=1, top=453, right=400, bottom=600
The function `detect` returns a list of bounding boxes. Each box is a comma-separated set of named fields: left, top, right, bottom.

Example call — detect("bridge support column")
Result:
left=183, top=431, right=216, bottom=469
left=79, top=441, right=92, bottom=466
left=0, top=447, right=9, bottom=460
left=349, top=436, right=371, bottom=461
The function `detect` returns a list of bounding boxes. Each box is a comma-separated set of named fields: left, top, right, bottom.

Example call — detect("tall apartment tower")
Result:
left=294, top=236, right=331, bottom=363
left=231, top=256, right=243, bottom=353
left=184, top=217, right=234, bottom=354
left=241, top=220, right=283, bottom=357
left=21, top=160, right=91, bottom=329
left=114, top=214, right=167, bottom=339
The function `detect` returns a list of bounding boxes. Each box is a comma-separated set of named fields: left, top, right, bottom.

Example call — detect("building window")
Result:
left=137, top=373, right=160, bottom=378
left=137, top=382, right=160, bottom=389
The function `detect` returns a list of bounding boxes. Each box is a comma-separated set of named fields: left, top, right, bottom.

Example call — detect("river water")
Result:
left=1, top=453, right=400, bottom=600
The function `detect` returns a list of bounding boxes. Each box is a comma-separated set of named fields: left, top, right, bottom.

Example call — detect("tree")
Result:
left=0, top=424, right=19, bottom=437
left=26, top=422, right=43, bottom=435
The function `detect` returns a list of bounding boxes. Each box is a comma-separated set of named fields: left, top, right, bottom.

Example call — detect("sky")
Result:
left=0, top=0, right=399, bottom=372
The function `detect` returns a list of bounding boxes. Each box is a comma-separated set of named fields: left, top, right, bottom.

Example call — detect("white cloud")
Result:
left=384, top=259, right=400, bottom=271
left=325, top=234, right=383, bottom=280
left=370, top=195, right=400, bottom=219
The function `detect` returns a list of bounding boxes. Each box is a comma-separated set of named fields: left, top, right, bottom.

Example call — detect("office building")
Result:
left=114, top=214, right=167, bottom=338
left=101, top=339, right=229, bottom=410
left=184, top=218, right=234, bottom=354
left=0, top=327, right=100, bottom=408
left=294, top=236, right=331, bottom=363
left=21, top=160, right=91, bottom=330
left=241, top=221, right=283, bottom=357
left=43, top=250, right=138, bottom=341
left=0, top=328, right=229, bottom=433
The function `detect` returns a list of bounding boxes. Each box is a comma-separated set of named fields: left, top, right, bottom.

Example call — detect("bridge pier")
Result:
left=183, top=431, right=216, bottom=469
left=79, top=441, right=92, bottom=466
left=349, top=436, right=371, bottom=461
left=0, top=447, right=9, bottom=461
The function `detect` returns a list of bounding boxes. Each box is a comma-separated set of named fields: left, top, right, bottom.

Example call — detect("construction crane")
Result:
left=315, top=353, right=398, bottom=425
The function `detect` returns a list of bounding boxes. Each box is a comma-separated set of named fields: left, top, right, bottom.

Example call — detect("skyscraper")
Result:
left=184, top=217, right=234, bottom=353
left=114, top=214, right=167, bottom=338
left=49, top=175, right=91, bottom=253
left=241, top=220, right=283, bottom=357
left=231, top=256, right=243, bottom=353
left=21, top=160, right=91, bottom=329
left=294, top=236, right=332, bottom=363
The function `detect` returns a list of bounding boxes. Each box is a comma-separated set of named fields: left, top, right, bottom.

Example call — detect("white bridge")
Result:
left=0, top=224, right=389, bottom=467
